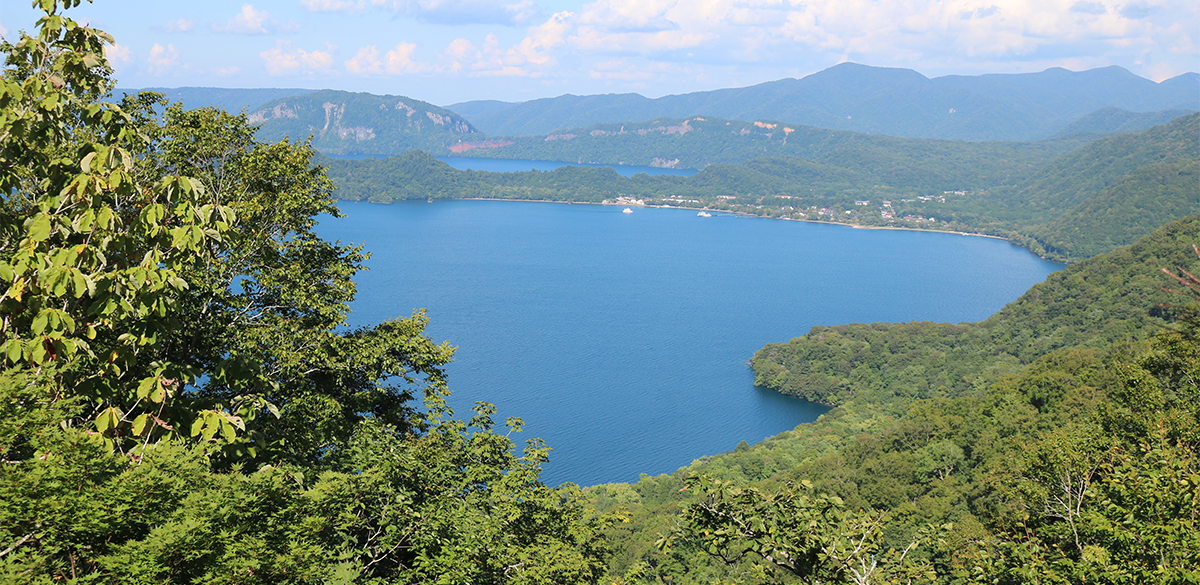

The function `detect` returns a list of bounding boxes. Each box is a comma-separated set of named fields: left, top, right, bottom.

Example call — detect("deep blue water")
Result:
left=316, top=200, right=1062, bottom=487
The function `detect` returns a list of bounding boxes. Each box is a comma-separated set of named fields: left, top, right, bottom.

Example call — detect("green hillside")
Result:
left=1050, top=106, right=1196, bottom=138
left=447, top=115, right=1082, bottom=177
left=250, top=89, right=483, bottom=155
left=751, top=216, right=1200, bottom=407
left=590, top=216, right=1200, bottom=582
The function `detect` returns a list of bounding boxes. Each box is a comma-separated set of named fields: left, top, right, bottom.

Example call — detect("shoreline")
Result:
left=406, top=197, right=1011, bottom=242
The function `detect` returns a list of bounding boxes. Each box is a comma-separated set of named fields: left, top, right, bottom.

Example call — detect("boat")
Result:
left=622, top=208, right=633, bottom=214
left=697, top=211, right=712, bottom=217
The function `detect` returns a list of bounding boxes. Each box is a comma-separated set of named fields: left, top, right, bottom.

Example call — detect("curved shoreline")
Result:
left=440, top=196, right=1012, bottom=242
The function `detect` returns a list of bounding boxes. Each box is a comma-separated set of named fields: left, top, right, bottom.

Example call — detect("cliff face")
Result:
left=251, top=89, right=482, bottom=155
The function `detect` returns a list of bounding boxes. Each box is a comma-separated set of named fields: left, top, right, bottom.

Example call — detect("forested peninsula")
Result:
left=2, top=2, right=1198, bottom=584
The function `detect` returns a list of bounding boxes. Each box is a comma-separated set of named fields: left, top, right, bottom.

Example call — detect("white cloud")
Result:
left=346, top=43, right=433, bottom=75
left=103, top=43, right=133, bottom=69
left=146, top=43, right=180, bottom=75
left=0, top=22, right=9, bottom=40
left=213, top=66, right=242, bottom=77
left=164, top=17, right=195, bottom=33
left=506, top=10, right=572, bottom=68
left=215, top=4, right=273, bottom=34
left=300, top=0, right=363, bottom=11
left=345, top=45, right=384, bottom=74
left=259, top=41, right=335, bottom=75
left=369, top=0, right=542, bottom=25
left=483, top=0, right=1198, bottom=84
left=385, top=42, right=431, bottom=73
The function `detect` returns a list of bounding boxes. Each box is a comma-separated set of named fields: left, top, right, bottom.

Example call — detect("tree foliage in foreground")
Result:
left=0, top=2, right=611, bottom=582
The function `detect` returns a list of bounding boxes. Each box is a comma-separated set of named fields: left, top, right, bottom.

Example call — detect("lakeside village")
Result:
left=603, top=190, right=971, bottom=230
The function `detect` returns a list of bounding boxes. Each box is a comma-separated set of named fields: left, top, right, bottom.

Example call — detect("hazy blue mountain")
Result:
left=116, top=87, right=312, bottom=113
left=444, top=99, right=520, bottom=119
left=933, top=66, right=1198, bottom=127
left=249, top=89, right=483, bottom=155
left=454, top=63, right=1199, bottom=141
left=1050, top=107, right=1197, bottom=138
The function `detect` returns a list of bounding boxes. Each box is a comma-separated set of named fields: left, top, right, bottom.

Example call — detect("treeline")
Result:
left=448, top=115, right=1085, bottom=181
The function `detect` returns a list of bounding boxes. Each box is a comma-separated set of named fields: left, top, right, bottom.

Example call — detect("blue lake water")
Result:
left=316, top=200, right=1062, bottom=487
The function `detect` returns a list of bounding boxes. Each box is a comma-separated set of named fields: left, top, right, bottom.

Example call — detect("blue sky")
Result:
left=1, top=0, right=1196, bottom=106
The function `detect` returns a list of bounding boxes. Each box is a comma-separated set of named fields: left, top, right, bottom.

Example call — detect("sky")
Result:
left=1, top=0, right=1197, bottom=106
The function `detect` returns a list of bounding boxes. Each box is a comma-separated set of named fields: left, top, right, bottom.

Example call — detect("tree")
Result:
left=0, top=2, right=613, bottom=581
left=662, top=475, right=943, bottom=584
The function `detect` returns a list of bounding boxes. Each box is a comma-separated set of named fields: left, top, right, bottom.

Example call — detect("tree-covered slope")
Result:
left=1050, top=107, right=1196, bottom=138
left=447, top=115, right=1081, bottom=181
left=250, top=89, right=483, bottom=155
left=751, top=216, right=1200, bottom=407
left=1010, top=113, right=1199, bottom=214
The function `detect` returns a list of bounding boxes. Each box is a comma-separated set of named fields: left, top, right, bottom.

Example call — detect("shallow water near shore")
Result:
left=316, top=199, right=1062, bottom=487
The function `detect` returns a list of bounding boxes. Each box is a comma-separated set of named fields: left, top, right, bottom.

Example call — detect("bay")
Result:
left=316, top=200, right=1062, bottom=487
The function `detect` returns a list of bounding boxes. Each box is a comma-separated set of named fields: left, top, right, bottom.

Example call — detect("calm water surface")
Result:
left=317, top=200, right=1062, bottom=486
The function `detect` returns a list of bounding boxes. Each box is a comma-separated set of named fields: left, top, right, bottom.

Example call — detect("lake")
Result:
left=316, top=200, right=1062, bottom=487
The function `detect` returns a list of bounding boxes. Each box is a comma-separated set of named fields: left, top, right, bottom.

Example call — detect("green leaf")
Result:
left=31, top=310, right=49, bottom=335
left=149, top=379, right=166, bottom=403
left=80, top=151, right=97, bottom=173
left=131, top=413, right=151, bottom=436
left=95, top=406, right=121, bottom=433
left=136, top=376, right=155, bottom=399
left=27, top=214, right=52, bottom=242
left=3, top=339, right=23, bottom=363
left=97, top=206, right=114, bottom=229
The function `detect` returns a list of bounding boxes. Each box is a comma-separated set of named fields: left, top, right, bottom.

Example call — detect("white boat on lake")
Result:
left=622, top=208, right=633, bottom=214
left=697, top=211, right=712, bottom=217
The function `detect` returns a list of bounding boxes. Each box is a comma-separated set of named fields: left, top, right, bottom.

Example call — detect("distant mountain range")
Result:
left=449, top=63, right=1199, bottom=141
left=116, top=87, right=313, bottom=114
left=120, top=62, right=1198, bottom=153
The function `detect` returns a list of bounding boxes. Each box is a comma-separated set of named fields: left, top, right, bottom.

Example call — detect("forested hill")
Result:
left=450, top=63, right=1197, bottom=140
left=1013, top=113, right=1200, bottom=260
left=249, top=89, right=483, bottom=155
left=436, top=114, right=1087, bottom=171
left=751, top=216, right=1200, bottom=407
left=592, top=216, right=1200, bottom=583
left=1050, top=106, right=1199, bottom=138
